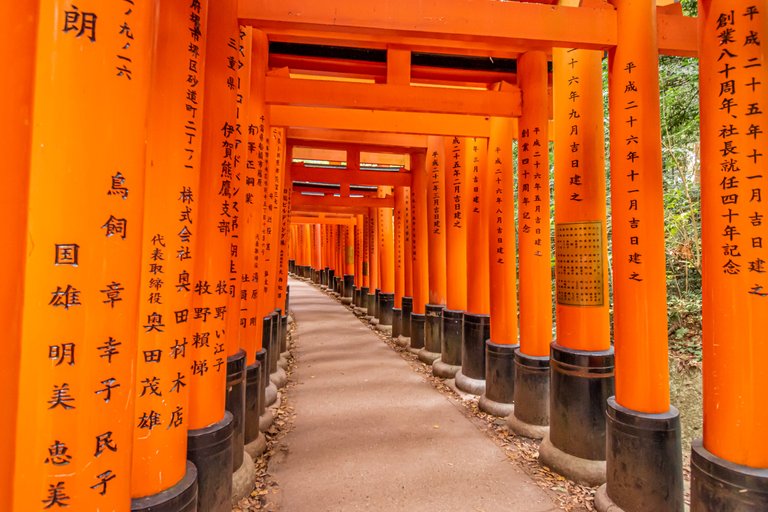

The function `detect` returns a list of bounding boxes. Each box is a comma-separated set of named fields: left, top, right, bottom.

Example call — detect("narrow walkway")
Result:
left=271, top=279, right=559, bottom=512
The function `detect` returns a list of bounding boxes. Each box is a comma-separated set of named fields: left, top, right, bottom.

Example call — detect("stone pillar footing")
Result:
left=244, top=432, right=267, bottom=459
left=231, top=451, right=257, bottom=503
left=264, top=381, right=278, bottom=407
left=508, top=349, right=549, bottom=437
left=131, top=461, right=198, bottom=512
left=270, top=367, right=287, bottom=389
left=479, top=341, right=517, bottom=417
left=259, top=409, right=275, bottom=433
left=187, top=412, right=234, bottom=512
left=539, top=434, right=606, bottom=487
left=432, top=357, right=460, bottom=378
left=691, top=438, right=768, bottom=511
left=418, top=348, right=441, bottom=364
left=455, top=369, right=486, bottom=395
left=225, top=350, right=247, bottom=471
left=395, top=335, right=410, bottom=348
left=599, top=398, right=683, bottom=512
left=409, top=313, right=426, bottom=351
left=507, top=407, right=549, bottom=440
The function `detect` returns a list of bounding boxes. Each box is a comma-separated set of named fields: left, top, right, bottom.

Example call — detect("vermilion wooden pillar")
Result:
left=392, top=186, right=407, bottom=338
left=435, top=137, right=468, bottom=379
left=377, top=187, right=396, bottom=329
left=409, top=151, right=430, bottom=352
left=130, top=1, right=210, bottom=508
left=465, top=137, right=491, bottom=317
left=595, top=0, right=683, bottom=509
left=691, top=2, right=768, bottom=510
left=421, top=136, right=447, bottom=364
left=367, top=206, right=380, bottom=317
left=479, top=118, right=517, bottom=404
left=13, top=2, right=154, bottom=510
left=0, top=2, right=37, bottom=508
left=356, top=214, right=365, bottom=288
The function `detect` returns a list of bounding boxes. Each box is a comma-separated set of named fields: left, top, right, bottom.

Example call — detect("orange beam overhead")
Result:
left=287, top=128, right=428, bottom=150
left=292, top=193, right=394, bottom=209
left=291, top=215, right=357, bottom=226
left=240, top=0, right=697, bottom=57
left=266, top=76, right=522, bottom=117
left=271, top=105, right=493, bottom=137
left=291, top=164, right=411, bottom=187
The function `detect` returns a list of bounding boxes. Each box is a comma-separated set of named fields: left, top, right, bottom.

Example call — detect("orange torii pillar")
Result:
left=420, top=136, right=448, bottom=364
left=288, top=223, right=297, bottom=276
left=131, top=1, right=210, bottom=510
left=478, top=118, right=517, bottom=407
left=0, top=2, right=36, bottom=509
left=187, top=0, right=243, bottom=508
left=391, top=186, right=408, bottom=339
left=342, top=224, right=356, bottom=303
left=399, top=183, right=415, bottom=346
left=408, top=152, right=430, bottom=353
left=367, top=208, right=381, bottom=317
left=313, top=223, right=323, bottom=283
left=276, top=164, right=292, bottom=360
left=538, top=44, right=614, bottom=489
left=354, top=214, right=365, bottom=306
left=242, top=29, right=270, bottom=463
left=359, top=214, right=371, bottom=309
left=691, top=2, right=768, bottom=510
left=12, top=2, right=153, bottom=510
left=435, top=137, right=469, bottom=379
left=376, top=187, right=397, bottom=331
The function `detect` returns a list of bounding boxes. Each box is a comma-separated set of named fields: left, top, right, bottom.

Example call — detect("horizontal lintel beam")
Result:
left=291, top=164, right=410, bottom=187
left=291, top=215, right=357, bottom=226
left=288, top=129, right=428, bottom=151
left=292, top=192, right=394, bottom=209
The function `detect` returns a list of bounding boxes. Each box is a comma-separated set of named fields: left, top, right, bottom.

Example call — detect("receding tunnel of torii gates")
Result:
left=2, top=1, right=766, bottom=511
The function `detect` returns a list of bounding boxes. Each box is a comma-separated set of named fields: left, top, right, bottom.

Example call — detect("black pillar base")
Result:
left=540, top=342, right=614, bottom=486
left=507, top=349, right=550, bottom=439
left=456, top=312, right=489, bottom=394
left=690, top=439, right=768, bottom=512
left=595, top=398, right=683, bottom=512
left=409, top=312, right=426, bottom=353
left=254, top=348, right=268, bottom=416
left=366, top=292, right=376, bottom=318
left=359, top=287, right=369, bottom=312
left=479, top=341, right=517, bottom=417
left=435, top=309, right=462, bottom=377
left=244, top=361, right=262, bottom=445
left=131, top=460, right=198, bottom=512
left=392, top=307, right=402, bottom=339
left=400, top=297, right=413, bottom=339
left=269, top=312, right=280, bottom=374
left=280, top=314, right=288, bottom=354
left=374, top=289, right=381, bottom=320
left=342, top=274, right=355, bottom=301
left=420, top=304, right=444, bottom=364
left=288, top=259, right=295, bottom=274
left=378, top=292, right=395, bottom=326
left=187, top=412, right=234, bottom=512
left=225, top=349, right=246, bottom=471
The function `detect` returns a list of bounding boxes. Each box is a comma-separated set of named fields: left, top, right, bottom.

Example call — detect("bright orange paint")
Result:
left=426, top=136, right=448, bottom=305
left=411, top=152, right=430, bottom=314
left=466, top=137, right=490, bottom=315
left=403, top=186, right=414, bottom=298
left=356, top=215, right=364, bottom=286
left=0, top=1, right=36, bottom=508
left=445, top=137, right=468, bottom=311
left=276, top=160, right=292, bottom=307
left=699, top=0, right=767, bottom=467
left=131, top=0, right=210, bottom=498
left=609, top=0, right=670, bottom=414
left=488, top=118, right=519, bottom=346
left=394, top=187, right=408, bottom=307
left=369, top=208, right=380, bottom=291
left=378, top=187, right=396, bottom=294
left=553, top=46, right=610, bottom=354
left=14, top=1, right=154, bottom=509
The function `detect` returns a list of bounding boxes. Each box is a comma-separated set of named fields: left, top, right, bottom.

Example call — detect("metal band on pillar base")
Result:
left=479, top=341, right=517, bottom=417
left=187, top=411, right=234, bottom=512
left=539, top=343, right=614, bottom=486
left=594, top=398, right=683, bottom=512
left=409, top=313, right=426, bottom=354
left=225, top=349, right=247, bottom=471
left=376, top=292, right=395, bottom=335
left=342, top=274, right=355, bottom=304
left=392, top=307, right=402, bottom=340
left=433, top=309, right=463, bottom=378
left=419, top=304, right=444, bottom=364
left=507, top=349, right=550, bottom=439
left=455, top=313, right=489, bottom=395
left=690, top=439, right=768, bottom=512
left=397, top=297, right=413, bottom=347
left=244, top=361, right=266, bottom=459
left=270, top=311, right=287, bottom=389
left=131, top=461, right=198, bottom=512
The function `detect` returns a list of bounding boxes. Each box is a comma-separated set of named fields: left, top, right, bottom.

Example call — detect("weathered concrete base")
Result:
left=407, top=345, right=421, bottom=355
left=417, top=348, right=441, bottom=364
left=594, top=484, right=624, bottom=512
left=478, top=395, right=514, bottom=418
left=432, top=357, right=461, bottom=378
left=455, top=369, right=486, bottom=395
left=539, top=434, right=606, bottom=486
left=259, top=409, right=275, bottom=432
left=278, top=355, right=288, bottom=370
left=506, top=407, right=549, bottom=440
left=353, top=307, right=367, bottom=317
left=270, top=368, right=287, bottom=389
left=265, top=382, right=278, bottom=407
left=395, top=335, right=410, bottom=348
left=244, top=432, right=267, bottom=459
left=231, top=451, right=257, bottom=503
left=369, top=318, right=379, bottom=326
left=375, top=323, right=392, bottom=335
left=341, top=297, right=352, bottom=305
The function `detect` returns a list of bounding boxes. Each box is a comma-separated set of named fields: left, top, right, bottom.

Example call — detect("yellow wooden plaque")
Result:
left=555, top=221, right=605, bottom=307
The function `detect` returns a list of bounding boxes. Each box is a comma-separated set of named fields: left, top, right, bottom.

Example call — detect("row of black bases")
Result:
left=131, top=288, right=292, bottom=512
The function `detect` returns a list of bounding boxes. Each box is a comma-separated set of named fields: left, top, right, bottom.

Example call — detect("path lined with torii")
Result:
left=266, top=278, right=559, bottom=511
